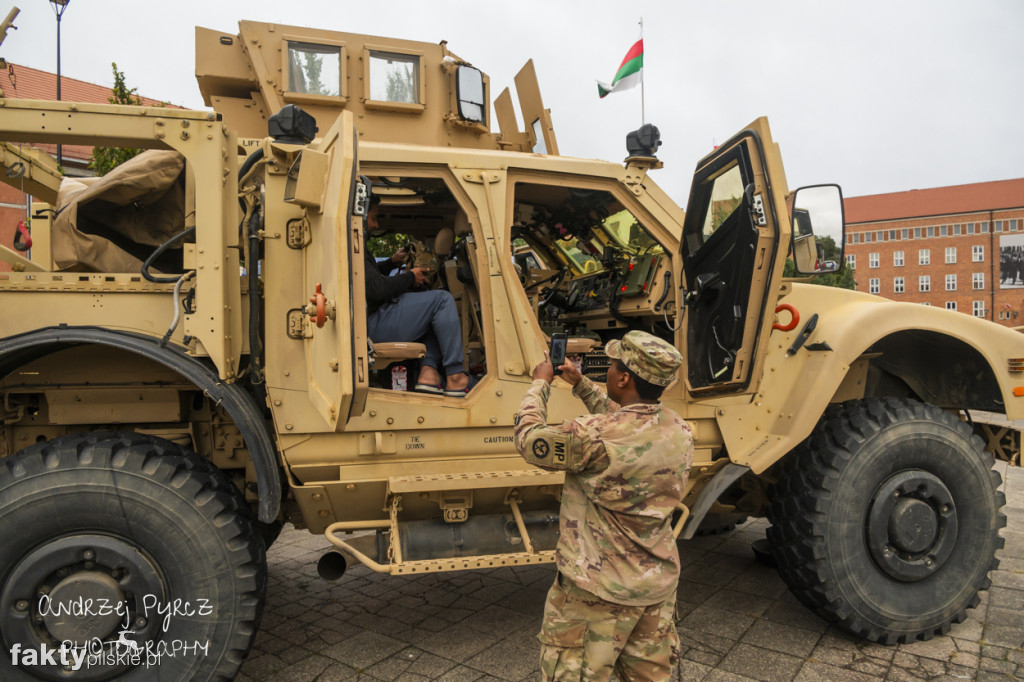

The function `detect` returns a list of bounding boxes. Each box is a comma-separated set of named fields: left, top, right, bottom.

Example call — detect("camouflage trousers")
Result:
left=538, top=573, right=679, bottom=681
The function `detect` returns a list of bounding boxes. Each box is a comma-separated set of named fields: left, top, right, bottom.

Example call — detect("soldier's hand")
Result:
left=533, top=351, right=555, bottom=383
left=390, top=248, right=407, bottom=264
left=559, top=355, right=583, bottom=386
left=411, top=267, right=430, bottom=286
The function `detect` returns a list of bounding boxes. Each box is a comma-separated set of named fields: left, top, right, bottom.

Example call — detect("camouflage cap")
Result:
left=604, top=331, right=683, bottom=387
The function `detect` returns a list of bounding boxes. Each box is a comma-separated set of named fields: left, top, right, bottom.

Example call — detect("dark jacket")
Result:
left=365, top=251, right=415, bottom=314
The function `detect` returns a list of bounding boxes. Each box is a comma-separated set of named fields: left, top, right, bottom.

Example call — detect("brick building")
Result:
left=0, top=63, right=172, bottom=271
left=843, top=178, right=1024, bottom=327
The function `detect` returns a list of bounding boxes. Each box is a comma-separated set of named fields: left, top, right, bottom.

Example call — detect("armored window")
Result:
left=894, top=277, right=905, bottom=293
left=364, top=49, right=425, bottom=112
left=285, top=41, right=343, bottom=101
left=869, top=278, right=880, bottom=294
left=919, top=275, right=930, bottom=292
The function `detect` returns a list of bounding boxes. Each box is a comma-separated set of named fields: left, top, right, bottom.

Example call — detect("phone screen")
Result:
left=550, top=335, right=567, bottom=367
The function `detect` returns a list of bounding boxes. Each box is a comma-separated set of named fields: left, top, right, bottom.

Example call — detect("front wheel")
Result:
left=0, top=433, right=266, bottom=680
left=767, top=398, right=1005, bottom=643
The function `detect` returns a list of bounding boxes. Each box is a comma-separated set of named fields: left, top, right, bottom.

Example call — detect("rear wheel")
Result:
left=0, top=433, right=266, bottom=680
left=767, top=398, right=1005, bottom=643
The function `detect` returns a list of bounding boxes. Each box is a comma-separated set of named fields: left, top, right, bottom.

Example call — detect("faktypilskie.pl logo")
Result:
left=8, top=594, right=212, bottom=672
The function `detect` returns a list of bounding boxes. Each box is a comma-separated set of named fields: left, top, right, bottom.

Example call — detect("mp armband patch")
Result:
left=524, top=432, right=572, bottom=469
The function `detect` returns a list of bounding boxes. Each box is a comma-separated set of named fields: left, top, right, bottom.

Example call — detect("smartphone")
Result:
left=549, top=333, right=568, bottom=372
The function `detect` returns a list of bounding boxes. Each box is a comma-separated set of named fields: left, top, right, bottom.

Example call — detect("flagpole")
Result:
left=640, top=17, right=645, bottom=125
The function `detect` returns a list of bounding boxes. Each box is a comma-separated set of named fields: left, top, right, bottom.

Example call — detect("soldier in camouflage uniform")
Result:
left=514, top=330, right=694, bottom=681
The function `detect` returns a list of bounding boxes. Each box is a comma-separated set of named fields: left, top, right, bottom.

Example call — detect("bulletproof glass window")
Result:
left=287, top=42, right=342, bottom=97
left=369, top=51, right=420, bottom=103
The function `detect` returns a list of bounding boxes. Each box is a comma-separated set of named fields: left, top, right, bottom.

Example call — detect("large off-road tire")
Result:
left=767, top=398, right=1006, bottom=644
left=0, top=433, right=267, bottom=680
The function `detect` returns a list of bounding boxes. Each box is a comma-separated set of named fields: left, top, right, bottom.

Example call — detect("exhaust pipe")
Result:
left=317, top=551, right=348, bottom=581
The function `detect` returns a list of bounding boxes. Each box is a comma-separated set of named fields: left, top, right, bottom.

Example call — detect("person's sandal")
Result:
left=413, top=382, right=443, bottom=395
left=443, top=375, right=477, bottom=398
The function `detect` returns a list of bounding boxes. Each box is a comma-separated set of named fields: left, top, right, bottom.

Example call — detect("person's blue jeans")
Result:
left=368, top=290, right=466, bottom=376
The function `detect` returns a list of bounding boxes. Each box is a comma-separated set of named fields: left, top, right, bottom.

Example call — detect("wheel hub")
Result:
left=43, top=571, right=125, bottom=643
left=1, top=533, right=166, bottom=680
left=867, top=470, right=958, bottom=581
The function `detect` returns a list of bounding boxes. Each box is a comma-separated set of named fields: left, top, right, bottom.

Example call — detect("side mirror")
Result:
left=791, top=184, right=845, bottom=275
left=456, top=65, right=485, bottom=123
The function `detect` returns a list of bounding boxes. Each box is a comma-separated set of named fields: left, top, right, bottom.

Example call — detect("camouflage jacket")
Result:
left=514, top=376, right=694, bottom=605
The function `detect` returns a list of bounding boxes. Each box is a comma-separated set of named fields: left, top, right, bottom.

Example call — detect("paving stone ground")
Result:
left=239, top=462, right=1024, bottom=681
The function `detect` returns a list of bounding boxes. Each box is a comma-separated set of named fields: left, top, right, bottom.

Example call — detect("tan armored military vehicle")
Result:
left=0, top=19, right=1020, bottom=679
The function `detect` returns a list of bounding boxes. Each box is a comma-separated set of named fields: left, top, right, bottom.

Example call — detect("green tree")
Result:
left=89, top=63, right=144, bottom=175
left=385, top=63, right=414, bottom=103
left=302, top=52, right=326, bottom=95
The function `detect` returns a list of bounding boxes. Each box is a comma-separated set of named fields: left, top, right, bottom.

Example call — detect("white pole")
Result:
left=640, top=17, right=645, bottom=125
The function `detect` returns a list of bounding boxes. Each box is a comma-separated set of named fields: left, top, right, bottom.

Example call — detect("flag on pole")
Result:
left=597, top=39, right=644, bottom=98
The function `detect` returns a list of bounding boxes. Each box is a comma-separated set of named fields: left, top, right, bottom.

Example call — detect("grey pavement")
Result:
left=239, top=462, right=1024, bottom=681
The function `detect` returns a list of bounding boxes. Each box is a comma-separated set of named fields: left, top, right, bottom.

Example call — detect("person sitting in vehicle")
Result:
left=364, top=195, right=474, bottom=397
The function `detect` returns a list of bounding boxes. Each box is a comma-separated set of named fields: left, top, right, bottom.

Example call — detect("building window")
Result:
left=973, top=301, right=985, bottom=317
left=921, top=302, right=931, bottom=306
left=973, top=245, right=984, bottom=262
left=919, top=249, right=930, bottom=265
left=945, top=247, right=957, bottom=264
left=893, top=250, right=904, bottom=267
left=973, top=272, right=984, bottom=290
left=968, top=223, right=975, bottom=235
left=927, top=226, right=935, bottom=238
left=946, top=301, right=957, bottom=311
left=889, top=230, right=897, bottom=241
left=880, top=231, right=887, bottom=242
left=846, top=254, right=856, bottom=269
left=940, top=225, right=948, bottom=237
left=919, top=275, right=931, bottom=292
left=1012, top=219, right=1021, bottom=231
left=915, top=228, right=922, bottom=239
left=996, top=220, right=1004, bottom=233
left=864, top=232, right=872, bottom=243
left=981, top=222, right=989, bottom=233
left=869, top=278, right=880, bottom=294
left=945, top=274, right=957, bottom=291
left=954, top=224, right=962, bottom=236
left=894, top=277, right=905, bottom=293
left=869, top=253, right=880, bottom=269
left=902, top=229, right=909, bottom=240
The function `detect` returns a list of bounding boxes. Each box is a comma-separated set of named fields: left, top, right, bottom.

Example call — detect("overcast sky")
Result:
left=2, top=0, right=1021, bottom=207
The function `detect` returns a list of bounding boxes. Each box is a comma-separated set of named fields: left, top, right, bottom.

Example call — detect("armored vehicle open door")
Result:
left=680, top=117, right=789, bottom=396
